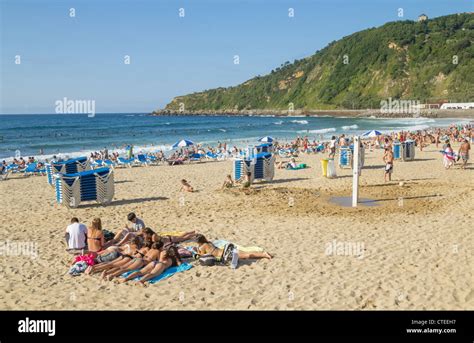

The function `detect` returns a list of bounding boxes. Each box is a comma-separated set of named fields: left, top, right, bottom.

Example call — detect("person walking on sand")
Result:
left=383, top=147, right=394, bottom=182
left=329, top=136, right=337, bottom=158
left=458, top=139, right=470, bottom=169
left=443, top=143, right=456, bottom=169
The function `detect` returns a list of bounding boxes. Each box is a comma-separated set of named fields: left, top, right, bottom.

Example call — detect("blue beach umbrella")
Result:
left=258, top=136, right=274, bottom=143
left=172, top=139, right=194, bottom=149
left=362, top=130, right=382, bottom=138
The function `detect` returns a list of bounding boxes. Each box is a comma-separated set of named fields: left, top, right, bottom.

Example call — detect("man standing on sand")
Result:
left=329, top=136, right=337, bottom=158
left=458, top=139, right=470, bottom=169
left=383, top=147, right=394, bottom=182
left=339, top=134, right=347, bottom=147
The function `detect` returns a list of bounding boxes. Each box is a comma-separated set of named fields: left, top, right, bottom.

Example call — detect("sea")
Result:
left=0, top=113, right=470, bottom=160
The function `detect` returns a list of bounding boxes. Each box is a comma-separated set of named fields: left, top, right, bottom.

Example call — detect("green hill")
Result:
left=162, top=13, right=474, bottom=112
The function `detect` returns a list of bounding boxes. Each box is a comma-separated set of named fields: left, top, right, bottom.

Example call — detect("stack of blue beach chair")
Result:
left=338, top=147, right=352, bottom=168
left=46, top=157, right=90, bottom=186
left=392, top=142, right=402, bottom=160
left=255, top=143, right=273, bottom=154
left=401, top=140, right=415, bottom=161
left=233, top=148, right=275, bottom=182
left=54, top=167, right=114, bottom=208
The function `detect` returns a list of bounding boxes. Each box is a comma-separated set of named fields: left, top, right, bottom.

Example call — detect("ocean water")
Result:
left=0, top=113, right=469, bottom=160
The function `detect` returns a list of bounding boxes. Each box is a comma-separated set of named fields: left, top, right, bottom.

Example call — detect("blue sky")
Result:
left=1, top=0, right=472, bottom=114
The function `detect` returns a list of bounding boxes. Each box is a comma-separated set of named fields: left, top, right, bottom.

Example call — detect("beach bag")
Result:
left=103, top=229, right=115, bottom=242
left=222, top=244, right=235, bottom=264
left=198, top=254, right=217, bottom=266
left=177, top=247, right=193, bottom=258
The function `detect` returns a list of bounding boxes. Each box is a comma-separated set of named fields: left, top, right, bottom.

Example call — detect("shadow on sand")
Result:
left=75, top=196, right=169, bottom=208
left=373, top=194, right=441, bottom=202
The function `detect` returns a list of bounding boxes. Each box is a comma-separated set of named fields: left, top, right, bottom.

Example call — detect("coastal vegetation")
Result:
left=161, top=13, right=474, bottom=113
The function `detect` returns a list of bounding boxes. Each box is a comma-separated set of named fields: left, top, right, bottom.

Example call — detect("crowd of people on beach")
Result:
left=2, top=124, right=471, bottom=187
left=66, top=212, right=272, bottom=286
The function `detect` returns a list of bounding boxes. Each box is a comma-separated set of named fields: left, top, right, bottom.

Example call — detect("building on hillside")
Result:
left=418, top=14, right=428, bottom=22
left=440, top=103, right=474, bottom=110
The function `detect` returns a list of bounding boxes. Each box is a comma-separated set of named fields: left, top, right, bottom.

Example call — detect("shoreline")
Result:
left=151, top=108, right=474, bottom=119
left=2, top=120, right=472, bottom=162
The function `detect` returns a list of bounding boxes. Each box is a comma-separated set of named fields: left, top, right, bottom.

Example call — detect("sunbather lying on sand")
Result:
left=85, top=237, right=142, bottom=275
left=101, top=241, right=159, bottom=281
left=196, top=234, right=272, bottom=260
left=119, top=244, right=181, bottom=285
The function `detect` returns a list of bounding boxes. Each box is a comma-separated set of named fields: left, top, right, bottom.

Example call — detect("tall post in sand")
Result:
left=352, top=136, right=360, bottom=207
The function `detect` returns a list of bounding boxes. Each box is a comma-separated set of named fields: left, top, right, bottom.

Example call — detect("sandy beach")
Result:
left=0, top=143, right=472, bottom=310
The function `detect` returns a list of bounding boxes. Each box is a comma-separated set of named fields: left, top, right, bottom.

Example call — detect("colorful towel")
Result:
left=159, top=231, right=186, bottom=237
left=213, top=239, right=264, bottom=252
left=120, top=263, right=192, bottom=284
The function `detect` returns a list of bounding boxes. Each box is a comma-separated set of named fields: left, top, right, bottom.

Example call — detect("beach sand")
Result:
left=0, top=144, right=472, bottom=310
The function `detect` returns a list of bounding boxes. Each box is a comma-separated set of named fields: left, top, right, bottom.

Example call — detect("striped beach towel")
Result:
left=120, top=263, right=192, bottom=284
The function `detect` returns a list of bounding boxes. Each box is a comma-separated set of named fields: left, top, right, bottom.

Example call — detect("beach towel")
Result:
left=213, top=239, right=264, bottom=252
left=159, top=231, right=186, bottom=237
left=120, top=263, right=192, bottom=284
left=287, top=163, right=307, bottom=170
left=68, top=261, right=88, bottom=276
left=74, top=253, right=96, bottom=266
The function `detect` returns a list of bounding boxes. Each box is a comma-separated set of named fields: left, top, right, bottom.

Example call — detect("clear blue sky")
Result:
left=1, top=0, right=472, bottom=114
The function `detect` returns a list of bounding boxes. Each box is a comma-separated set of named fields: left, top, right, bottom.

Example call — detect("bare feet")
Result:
left=264, top=252, right=273, bottom=259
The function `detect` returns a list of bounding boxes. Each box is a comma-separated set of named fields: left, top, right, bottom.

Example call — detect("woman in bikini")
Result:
left=195, top=234, right=272, bottom=260
left=104, top=241, right=162, bottom=281
left=140, top=227, right=197, bottom=245
left=136, top=246, right=182, bottom=286
left=85, top=237, right=142, bottom=275
left=100, top=241, right=151, bottom=279
left=86, top=218, right=105, bottom=253
left=119, top=241, right=166, bottom=283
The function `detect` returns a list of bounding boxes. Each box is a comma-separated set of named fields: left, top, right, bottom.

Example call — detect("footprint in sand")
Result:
left=465, top=289, right=474, bottom=303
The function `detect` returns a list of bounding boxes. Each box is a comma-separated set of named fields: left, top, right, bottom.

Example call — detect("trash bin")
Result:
left=321, top=158, right=328, bottom=177
left=327, top=158, right=337, bottom=178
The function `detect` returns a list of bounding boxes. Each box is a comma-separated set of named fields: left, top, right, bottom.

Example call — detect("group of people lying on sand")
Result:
left=180, top=173, right=254, bottom=194
left=66, top=212, right=272, bottom=286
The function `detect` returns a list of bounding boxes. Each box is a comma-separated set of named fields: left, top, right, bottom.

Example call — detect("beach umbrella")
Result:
left=258, top=136, right=274, bottom=143
left=172, top=139, right=194, bottom=149
left=362, top=130, right=382, bottom=138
